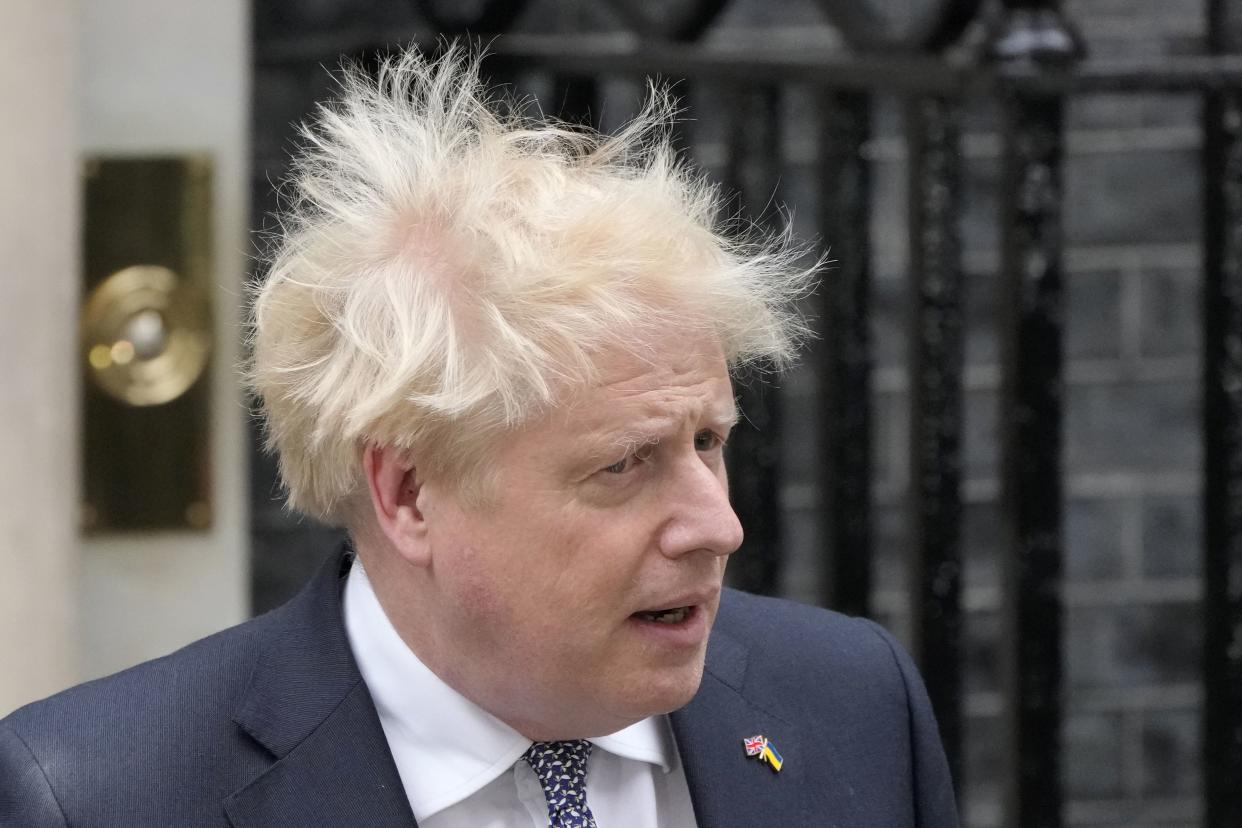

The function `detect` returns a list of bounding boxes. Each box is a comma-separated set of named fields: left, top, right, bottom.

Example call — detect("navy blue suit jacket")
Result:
left=1, top=552, right=959, bottom=826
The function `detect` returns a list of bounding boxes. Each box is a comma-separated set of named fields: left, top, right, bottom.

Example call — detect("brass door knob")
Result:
left=80, top=264, right=211, bottom=407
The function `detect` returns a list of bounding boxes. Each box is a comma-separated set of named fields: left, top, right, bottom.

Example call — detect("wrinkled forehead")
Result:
left=548, top=333, right=737, bottom=433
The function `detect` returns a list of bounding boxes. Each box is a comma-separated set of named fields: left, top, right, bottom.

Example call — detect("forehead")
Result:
left=589, top=333, right=730, bottom=404
left=507, top=335, right=736, bottom=452
left=548, top=335, right=738, bottom=441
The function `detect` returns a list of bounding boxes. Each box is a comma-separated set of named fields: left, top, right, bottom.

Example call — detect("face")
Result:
left=413, top=333, right=743, bottom=740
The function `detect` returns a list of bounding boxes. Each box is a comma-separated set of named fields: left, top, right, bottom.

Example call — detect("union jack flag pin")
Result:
left=742, top=734, right=784, bottom=773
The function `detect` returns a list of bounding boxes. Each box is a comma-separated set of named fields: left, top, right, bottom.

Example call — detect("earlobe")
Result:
left=363, top=444, right=432, bottom=567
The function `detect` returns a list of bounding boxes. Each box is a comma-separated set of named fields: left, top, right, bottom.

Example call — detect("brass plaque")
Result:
left=81, top=157, right=213, bottom=533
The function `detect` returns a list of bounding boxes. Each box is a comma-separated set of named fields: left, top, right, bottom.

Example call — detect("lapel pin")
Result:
left=742, top=734, right=784, bottom=773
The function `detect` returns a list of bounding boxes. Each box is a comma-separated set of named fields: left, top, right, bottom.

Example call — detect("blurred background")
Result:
left=3, top=1, right=1240, bottom=826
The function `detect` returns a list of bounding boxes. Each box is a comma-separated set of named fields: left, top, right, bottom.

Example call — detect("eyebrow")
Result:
left=612, top=431, right=662, bottom=455
left=607, top=404, right=739, bottom=453
left=572, top=389, right=740, bottom=461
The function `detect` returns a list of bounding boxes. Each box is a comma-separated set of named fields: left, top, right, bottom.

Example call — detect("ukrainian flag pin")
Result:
left=742, top=734, right=784, bottom=773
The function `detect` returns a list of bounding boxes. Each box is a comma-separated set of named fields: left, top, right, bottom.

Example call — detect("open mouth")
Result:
left=632, top=606, right=693, bottom=624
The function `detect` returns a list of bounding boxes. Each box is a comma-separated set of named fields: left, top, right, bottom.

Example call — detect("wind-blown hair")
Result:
left=249, top=45, right=815, bottom=523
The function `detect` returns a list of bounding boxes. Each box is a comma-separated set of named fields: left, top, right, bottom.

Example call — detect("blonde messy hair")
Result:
left=249, top=44, right=814, bottom=523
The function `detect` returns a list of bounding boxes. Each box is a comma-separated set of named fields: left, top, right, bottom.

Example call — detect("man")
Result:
left=0, top=47, right=958, bottom=826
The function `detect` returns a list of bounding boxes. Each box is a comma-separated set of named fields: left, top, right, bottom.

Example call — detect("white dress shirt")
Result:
left=343, top=562, right=700, bottom=827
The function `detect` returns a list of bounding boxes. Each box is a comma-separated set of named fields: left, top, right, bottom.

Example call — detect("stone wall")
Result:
left=773, top=2, right=1205, bottom=825
left=0, top=0, right=78, bottom=716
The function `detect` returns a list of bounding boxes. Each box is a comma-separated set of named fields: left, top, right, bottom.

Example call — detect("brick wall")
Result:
left=766, top=3, right=1205, bottom=826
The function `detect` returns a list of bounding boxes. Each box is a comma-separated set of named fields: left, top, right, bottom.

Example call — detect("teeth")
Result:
left=642, top=607, right=690, bottom=624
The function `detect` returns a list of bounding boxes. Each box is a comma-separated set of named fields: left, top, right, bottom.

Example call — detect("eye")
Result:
left=599, top=440, right=657, bottom=476
left=601, top=456, right=631, bottom=475
left=694, top=429, right=726, bottom=452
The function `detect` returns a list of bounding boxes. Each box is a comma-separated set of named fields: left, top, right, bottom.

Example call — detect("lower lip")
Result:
left=627, top=605, right=708, bottom=646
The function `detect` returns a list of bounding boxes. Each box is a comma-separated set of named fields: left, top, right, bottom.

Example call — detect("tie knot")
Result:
left=522, top=740, right=597, bottom=827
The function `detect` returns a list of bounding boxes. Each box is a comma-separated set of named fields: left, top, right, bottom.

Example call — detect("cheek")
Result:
left=446, top=501, right=654, bottom=636
left=439, top=543, right=515, bottom=633
left=443, top=534, right=575, bottom=630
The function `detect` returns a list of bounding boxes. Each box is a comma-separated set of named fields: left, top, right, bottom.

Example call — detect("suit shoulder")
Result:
left=710, top=596, right=957, bottom=823
left=717, top=588, right=896, bottom=657
left=0, top=609, right=287, bottom=825
left=1, top=606, right=284, bottom=763
left=713, top=588, right=913, bottom=709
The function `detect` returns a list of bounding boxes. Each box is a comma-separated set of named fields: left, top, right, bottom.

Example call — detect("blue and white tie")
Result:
left=522, top=740, right=599, bottom=828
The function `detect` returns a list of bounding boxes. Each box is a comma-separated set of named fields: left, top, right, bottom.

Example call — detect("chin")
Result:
left=620, top=661, right=707, bottom=719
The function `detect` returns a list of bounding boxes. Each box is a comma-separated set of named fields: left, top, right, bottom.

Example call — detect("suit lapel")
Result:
left=225, top=551, right=417, bottom=828
left=670, top=626, right=811, bottom=826
left=224, top=553, right=830, bottom=826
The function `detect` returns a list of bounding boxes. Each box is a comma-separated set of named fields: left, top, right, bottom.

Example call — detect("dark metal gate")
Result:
left=250, top=1, right=1242, bottom=824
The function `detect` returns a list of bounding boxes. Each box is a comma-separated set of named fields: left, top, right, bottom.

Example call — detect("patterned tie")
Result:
left=522, top=740, right=599, bottom=828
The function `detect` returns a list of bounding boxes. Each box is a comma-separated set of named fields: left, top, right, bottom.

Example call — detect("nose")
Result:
left=657, top=454, right=744, bottom=559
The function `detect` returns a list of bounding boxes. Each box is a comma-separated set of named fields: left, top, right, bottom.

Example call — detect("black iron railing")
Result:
left=1202, top=4, right=1242, bottom=827
left=250, top=1, right=1242, bottom=824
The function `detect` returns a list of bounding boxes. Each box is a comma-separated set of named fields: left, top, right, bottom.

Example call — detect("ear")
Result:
left=363, top=443, right=432, bottom=567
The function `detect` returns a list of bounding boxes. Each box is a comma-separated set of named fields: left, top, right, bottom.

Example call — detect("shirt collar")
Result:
left=594, top=716, right=676, bottom=773
left=343, top=560, right=675, bottom=820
